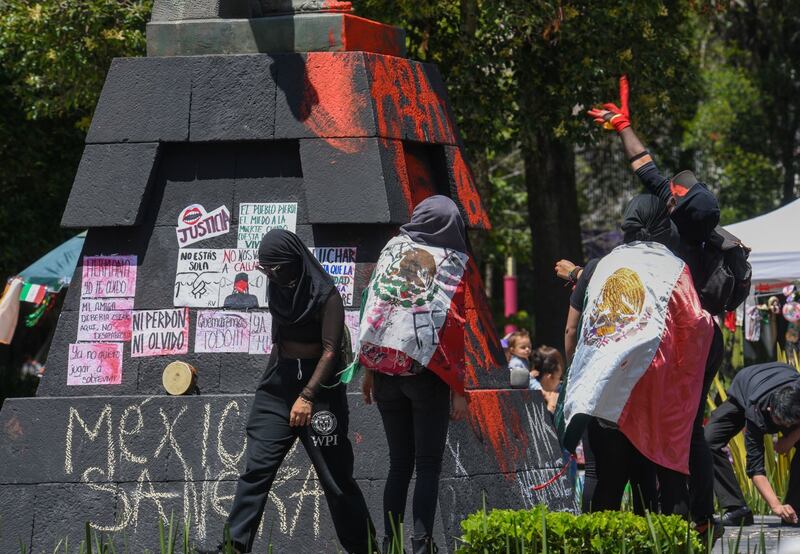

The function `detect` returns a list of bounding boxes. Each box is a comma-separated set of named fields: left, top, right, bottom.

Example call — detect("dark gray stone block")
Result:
left=299, top=138, right=400, bottom=224
left=0, top=485, right=34, bottom=552
left=86, top=57, right=196, bottom=144
left=151, top=143, right=237, bottom=227
left=151, top=0, right=250, bottom=21
left=61, top=143, right=160, bottom=228
left=190, top=55, right=276, bottom=142
left=31, top=483, right=120, bottom=552
left=274, top=52, right=377, bottom=140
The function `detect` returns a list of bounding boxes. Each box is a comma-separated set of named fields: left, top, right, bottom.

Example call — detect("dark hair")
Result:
left=507, top=330, right=531, bottom=350
left=531, top=346, right=564, bottom=376
left=770, top=385, right=800, bottom=427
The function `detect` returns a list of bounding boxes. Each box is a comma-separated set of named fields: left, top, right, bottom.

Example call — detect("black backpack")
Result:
left=698, top=227, right=752, bottom=316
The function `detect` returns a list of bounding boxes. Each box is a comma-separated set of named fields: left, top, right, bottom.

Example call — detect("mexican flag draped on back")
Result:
left=346, top=234, right=467, bottom=393
left=558, top=242, right=713, bottom=474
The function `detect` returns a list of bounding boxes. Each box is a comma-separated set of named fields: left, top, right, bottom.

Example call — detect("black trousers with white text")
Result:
left=227, top=358, right=374, bottom=553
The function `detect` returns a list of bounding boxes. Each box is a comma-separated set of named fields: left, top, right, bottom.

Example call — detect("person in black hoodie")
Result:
left=706, top=362, right=800, bottom=526
left=586, top=76, right=724, bottom=537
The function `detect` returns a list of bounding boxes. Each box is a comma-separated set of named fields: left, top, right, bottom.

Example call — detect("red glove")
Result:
left=587, top=75, right=630, bottom=133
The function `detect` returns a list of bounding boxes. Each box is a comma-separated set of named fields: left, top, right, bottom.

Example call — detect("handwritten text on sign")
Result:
left=314, top=247, right=356, bottom=306
left=345, top=310, right=360, bottom=353
left=238, top=203, right=298, bottom=249
left=67, top=343, right=123, bottom=386
left=174, top=249, right=267, bottom=308
left=176, top=204, right=231, bottom=248
left=193, top=311, right=272, bottom=354
left=131, top=308, right=189, bottom=357
left=81, top=255, right=137, bottom=299
left=77, top=298, right=134, bottom=342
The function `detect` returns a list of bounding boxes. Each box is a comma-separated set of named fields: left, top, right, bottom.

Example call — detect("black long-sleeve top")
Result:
left=727, top=363, right=800, bottom=477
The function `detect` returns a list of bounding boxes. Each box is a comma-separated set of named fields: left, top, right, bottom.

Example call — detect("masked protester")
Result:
left=221, top=229, right=375, bottom=554
left=359, top=196, right=470, bottom=554
left=587, top=77, right=726, bottom=541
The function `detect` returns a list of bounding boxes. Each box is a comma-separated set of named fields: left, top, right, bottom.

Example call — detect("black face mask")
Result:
left=260, top=260, right=300, bottom=288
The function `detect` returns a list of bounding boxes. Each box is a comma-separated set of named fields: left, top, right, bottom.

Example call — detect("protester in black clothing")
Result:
left=224, top=229, right=375, bottom=554
left=706, top=362, right=800, bottom=526
left=361, top=196, right=469, bottom=554
left=587, top=76, right=725, bottom=536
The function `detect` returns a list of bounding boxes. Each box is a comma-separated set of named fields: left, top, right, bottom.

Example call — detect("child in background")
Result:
left=531, top=346, right=564, bottom=412
left=507, top=330, right=536, bottom=386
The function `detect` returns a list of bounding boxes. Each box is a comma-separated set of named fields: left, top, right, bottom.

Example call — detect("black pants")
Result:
left=581, top=418, right=657, bottom=514
left=227, top=358, right=374, bottom=553
left=705, top=398, right=800, bottom=512
left=658, top=323, right=724, bottom=521
left=373, top=371, right=450, bottom=543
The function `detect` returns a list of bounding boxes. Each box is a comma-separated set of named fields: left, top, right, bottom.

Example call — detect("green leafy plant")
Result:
left=457, top=505, right=703, bottom=553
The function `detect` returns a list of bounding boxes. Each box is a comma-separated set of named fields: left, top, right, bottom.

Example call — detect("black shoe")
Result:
left=720, top=506, right=754, bottom=527
left=694, top=519, right=724, bottom=547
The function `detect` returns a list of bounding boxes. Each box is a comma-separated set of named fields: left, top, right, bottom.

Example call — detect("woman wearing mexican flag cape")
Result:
left=347, top=195, right=469, bottom=554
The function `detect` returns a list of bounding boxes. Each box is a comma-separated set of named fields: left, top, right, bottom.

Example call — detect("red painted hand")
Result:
left=587, top=75, right=631, bottom=133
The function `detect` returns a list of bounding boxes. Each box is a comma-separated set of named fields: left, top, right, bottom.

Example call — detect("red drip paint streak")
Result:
left=366, top=55, right=455, bottom=143
left=300, top=53, right=369, bottom=153
left=381, top=139, right=413, bottom=212
left=449, top=148, right=491, bottom=229
left=467, top=391, right=529, bottom=476
left=530, top=456, right=575, bottom=491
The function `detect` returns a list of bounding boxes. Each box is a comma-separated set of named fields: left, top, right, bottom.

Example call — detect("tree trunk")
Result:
left=523, top=131, right=583, bottom=349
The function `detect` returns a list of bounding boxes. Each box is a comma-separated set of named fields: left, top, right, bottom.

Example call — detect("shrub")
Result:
left=457, top=505, right=703, bottom=553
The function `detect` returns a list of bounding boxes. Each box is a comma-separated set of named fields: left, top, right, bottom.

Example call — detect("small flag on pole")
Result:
left=19, top=282, right=47, bottom=304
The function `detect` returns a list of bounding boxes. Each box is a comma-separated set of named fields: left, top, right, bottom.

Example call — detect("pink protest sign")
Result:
left=81, top=255, right=137, bottom=299
left=195, top=311, right=250, bottom=353
left=67, top=343, right=123, bottom=386
left=77, top=298, right=134, bottom=342
left=131, top=308, right=189, bottom=357
left=248, top=312, right=272, bottom=355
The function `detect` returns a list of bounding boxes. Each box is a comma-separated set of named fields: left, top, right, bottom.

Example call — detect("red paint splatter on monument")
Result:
left=342, top=15, right=406, bottom=58
left=366, top=55, right=456, bottom=143
left=322, top=0, right=352, bottom=10
left=467, top=390, right=530, bottom=475
left=380, top=139, right=413, bottom=212
left=299, top=53, right=370, bottom=153
left=448, top=147, right=491, bottom=229
left=403, top=145, right=438, bottom=207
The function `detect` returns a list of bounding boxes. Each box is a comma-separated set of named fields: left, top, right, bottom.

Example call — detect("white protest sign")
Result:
left=176, top=204, right=231, bottom=248
left=195, top=311, right=251, bottom=353
left=248, top=312, right=272, bottom=355
left=238, top=202, right=298, bottom=249
left=77, top=298, right=134, bottom=342
left=345, top=310, right=360, bottom=353
left=67, top=343, right=123, bottom=386
left=131, top=308, right=189, bottom=357
left=174, top=248, right=267, bottom=308
left=314, top=247, right=357, bottom=306
left=81, top=255, right=137, bottom=299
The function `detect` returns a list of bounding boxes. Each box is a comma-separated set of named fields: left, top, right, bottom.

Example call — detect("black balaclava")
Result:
left=670, top=170, right=720, bottom=242
left=257, top=229, right=334, bottom=327
left=621, top=193, right=674, bottom=246
left=400, top=195, right=467, bottom=252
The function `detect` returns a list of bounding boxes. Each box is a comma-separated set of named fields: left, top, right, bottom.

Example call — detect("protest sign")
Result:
left=131, top=308, right=189, bottom=357
left=314, top=247, right=356, bottom=306
left=248, top=312, right=272, bottom=355
left=238, top=202, right=298, bottom=249
left=195, top=311, right=251, bottom=353
left=81, top=255, right=137, bottom=299
left=67, top=342, right=123, bottom=386
left=345, top=310, right=360, bottom=353
left=176, top=204, right=231, bottom=248
left=174, top=248, right=267, bottom=308
left=77, top=298, right=134, bottom=342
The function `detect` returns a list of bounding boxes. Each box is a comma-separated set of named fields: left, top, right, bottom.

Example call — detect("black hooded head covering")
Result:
left=400, top=195, right=467, bottom=252
left=621, top=193, right=674, bottom=246
left=669, top=171, right=720, bottom=242
left=257, top=229, right=334, bottom=327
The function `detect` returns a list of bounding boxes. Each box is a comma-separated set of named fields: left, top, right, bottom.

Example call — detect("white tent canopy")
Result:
left=725, top=199, right=800, bottom=282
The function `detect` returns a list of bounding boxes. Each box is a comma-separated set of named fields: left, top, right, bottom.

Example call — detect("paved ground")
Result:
left=713, top=516, right=800, bottom=553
